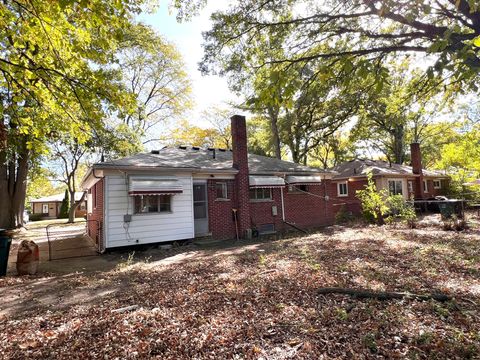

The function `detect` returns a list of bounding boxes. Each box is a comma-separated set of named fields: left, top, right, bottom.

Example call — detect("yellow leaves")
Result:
left=473, top=36, right=480, bottom=48
left=166, top=119, right=229, bottom=149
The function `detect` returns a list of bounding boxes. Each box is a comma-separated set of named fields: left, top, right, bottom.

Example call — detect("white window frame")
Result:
left=433, top=179, right=441, bottom=189
left=249, top=188, right=273, bottom=201
left=337, top=182, right=348, bottom=197
left=423, top=179, right=429, bottom=193
left=408, top=181, right=414, bottom=193
left=42, top=204, right=49, bottom=213
left=388, top=179, right=403, bottom=196
left=87, top=193, right=93, bottom=213
left=133, top=194, right=172, bottom=214
left=215, top=182, right=229, bottom=200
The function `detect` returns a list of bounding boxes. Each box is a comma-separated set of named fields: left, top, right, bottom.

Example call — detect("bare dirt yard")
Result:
left=1, top=219, right=479, bottom=359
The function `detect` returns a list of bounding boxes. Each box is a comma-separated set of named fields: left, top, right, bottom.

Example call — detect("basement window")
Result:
left=134, top=195, right=172, bottom=214
left=249, top=188, right=272, bottom=201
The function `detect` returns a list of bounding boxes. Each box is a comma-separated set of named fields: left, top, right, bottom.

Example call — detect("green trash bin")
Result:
left=0, top=229, right=12, bottom=276
left=439, top=201, right=463, bottom=220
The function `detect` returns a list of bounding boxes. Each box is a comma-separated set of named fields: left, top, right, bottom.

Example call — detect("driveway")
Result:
left=6, top=219, right=98, bottom=274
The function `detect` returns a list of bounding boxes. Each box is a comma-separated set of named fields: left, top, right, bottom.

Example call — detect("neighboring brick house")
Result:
left=331, top=143, right=450, bottom=216
left=80, top=115, right=336, bottom=250
left=30, top=192, right=87, bottom=219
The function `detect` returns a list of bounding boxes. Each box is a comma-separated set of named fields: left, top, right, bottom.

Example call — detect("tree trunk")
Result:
left=68, top=191, right=87, bottom=223
left=267, top=106, right=281, bottom=159
left=317, top=287, right=451, bottom=302
left=392, top=124, right=405, bottom=164
left=0, top=140, right=29, bottom=229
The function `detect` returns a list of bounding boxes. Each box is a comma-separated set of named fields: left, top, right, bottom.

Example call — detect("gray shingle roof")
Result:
left=94, top=147, right=332, bottom=175
left=31, top=192, right=85, bottom=203
left=332, top=159, right=448, bottom=179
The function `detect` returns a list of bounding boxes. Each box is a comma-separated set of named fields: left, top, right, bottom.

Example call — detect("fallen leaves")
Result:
left=1, top=223, right=479, bottom=359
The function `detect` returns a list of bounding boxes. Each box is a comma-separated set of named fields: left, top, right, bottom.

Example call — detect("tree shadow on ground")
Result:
left=1, top=225, right=479, bottom=359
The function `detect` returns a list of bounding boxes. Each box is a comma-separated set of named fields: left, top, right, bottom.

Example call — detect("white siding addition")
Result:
left=104, top=174, right=194, bottom=248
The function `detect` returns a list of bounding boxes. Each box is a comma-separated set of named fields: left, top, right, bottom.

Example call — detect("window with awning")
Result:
left=249, top=176, right=285, bottom=188
left=286, top=175, right=322, bottom=185
left=128, top=176, right=183, bottom=196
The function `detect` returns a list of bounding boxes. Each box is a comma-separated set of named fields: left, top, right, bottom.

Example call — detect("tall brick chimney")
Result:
left=410, top=142, right=424, bottom=198
left=231, top=115, right=251, bottom=237
left=410, top=142, right=422, bottom=175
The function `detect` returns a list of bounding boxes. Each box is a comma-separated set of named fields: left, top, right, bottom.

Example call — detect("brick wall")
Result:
left=249, top=188, right=284, bottom=232
left=424, top=178, right=448, bottom=198
left=207, top=179, right=238, bottom=240
left=283, top=183, right=335, bottom=228
left=87, top=178, right=103, bottom=249
left=231, top=115, right=251, bottom=238
left=207, top=179, right=337, bottom=240
left=331, top=179, right=368, bottom=217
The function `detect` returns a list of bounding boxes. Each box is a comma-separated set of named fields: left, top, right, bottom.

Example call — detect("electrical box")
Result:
left=123, top=214, right=132, bottom=223
left=272, top=205, right=278, bottom=216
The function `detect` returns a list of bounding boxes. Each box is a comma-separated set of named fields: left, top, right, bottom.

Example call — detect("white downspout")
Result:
left=280, top=185, right=286, bottom=221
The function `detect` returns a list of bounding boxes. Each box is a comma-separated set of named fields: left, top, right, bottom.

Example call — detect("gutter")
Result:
left=90, top=164, right=239, bottom=175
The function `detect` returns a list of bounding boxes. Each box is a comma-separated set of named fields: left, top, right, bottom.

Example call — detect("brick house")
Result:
left=330, top=143, right=450, bottom=215
left=30, top=192, right=87, bottom=219
left=81, top=115, right=336, bottom=251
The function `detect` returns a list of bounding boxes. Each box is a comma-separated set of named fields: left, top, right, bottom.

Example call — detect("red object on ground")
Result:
left=16, top=240, right=40, bottom=275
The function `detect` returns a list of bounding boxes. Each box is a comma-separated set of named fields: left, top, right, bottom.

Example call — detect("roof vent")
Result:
left=191, top=146, right=200, bottom=151
left=150, top=150, right=160, bottom=155
left=218, top=148, right=226, bottom=152
left=178, top=146, right=187, bottom=150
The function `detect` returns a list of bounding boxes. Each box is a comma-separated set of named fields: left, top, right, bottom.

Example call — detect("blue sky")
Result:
left=138, top=1, right=234, bottom=128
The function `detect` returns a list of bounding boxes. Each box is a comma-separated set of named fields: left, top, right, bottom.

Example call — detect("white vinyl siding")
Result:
left=104, top=174, right=194, bottom=248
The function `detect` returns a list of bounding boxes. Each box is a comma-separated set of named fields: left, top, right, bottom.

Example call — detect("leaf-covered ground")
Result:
left=1, top=224, right=479, bottom=359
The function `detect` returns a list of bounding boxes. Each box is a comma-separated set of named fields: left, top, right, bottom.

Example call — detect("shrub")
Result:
left=385, top=194, right=417, bottom=228
left=356, top=173, right=389, bottom=224
left=443, top=215, right=468, bottom=231
left=334, top=205, right=354, bottom=224
left=357, top=173, right=417, bottom=227
left=28, top=213, right=44, bottom=222
left=58, top=189, right=69, bottom=219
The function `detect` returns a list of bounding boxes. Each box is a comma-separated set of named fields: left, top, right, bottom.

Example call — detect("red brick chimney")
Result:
left=410, top=142, right=425, bottom=198
left=231, top=115, right=251, bottom=237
